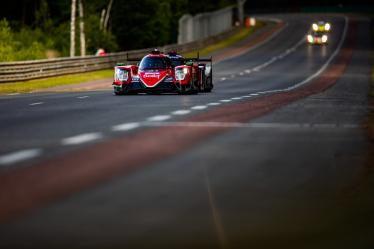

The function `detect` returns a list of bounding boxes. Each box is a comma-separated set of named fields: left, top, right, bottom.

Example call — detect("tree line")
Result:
left=0, top=0, right=236, bottom=62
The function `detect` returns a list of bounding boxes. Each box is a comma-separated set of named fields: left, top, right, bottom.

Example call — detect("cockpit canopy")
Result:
left=139, top=56, right=172, bottom=70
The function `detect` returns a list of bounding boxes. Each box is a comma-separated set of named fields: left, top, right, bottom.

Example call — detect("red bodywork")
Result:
left=113, top=51, right=212, bottom=94
left=113, top=65, right=138, bottom=86
left=138, top=54, right=174, bottom=87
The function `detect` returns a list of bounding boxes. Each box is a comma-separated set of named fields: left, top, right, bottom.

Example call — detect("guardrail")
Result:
left=0, top=25, right=242, bottom=83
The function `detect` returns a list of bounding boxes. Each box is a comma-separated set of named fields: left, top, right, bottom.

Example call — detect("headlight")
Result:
left=325, top=23, right=331, bottom=31
left=307, top=35, right=314, bottom=43
left=175, top=67, right=188, bottom=80
left=322, top=35, right=328, bottom=43
left=312, top=23, right=318, bottom=31
left=115, top=68, right=128, bottom=81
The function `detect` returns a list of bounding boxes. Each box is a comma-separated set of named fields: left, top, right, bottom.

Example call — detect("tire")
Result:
left=199, top=78, right=205, bottom=92
left=204, top=77, right=213, bottom=92
left=113, top=85, right=127, bottom=95
left=114, top=90, right=137, bottom=95
left=190, top=75, right=199, bottom=94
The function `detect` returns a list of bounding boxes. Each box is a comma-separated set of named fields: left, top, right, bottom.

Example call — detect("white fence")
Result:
left=178, top=6, right=234, bottom=44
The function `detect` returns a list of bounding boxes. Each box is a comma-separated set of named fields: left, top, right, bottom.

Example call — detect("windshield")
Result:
left=139, top=57, right=171, bottom=70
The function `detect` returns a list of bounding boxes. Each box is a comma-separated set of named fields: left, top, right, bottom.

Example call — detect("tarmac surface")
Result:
left=0, top=13, right=372, bottom=249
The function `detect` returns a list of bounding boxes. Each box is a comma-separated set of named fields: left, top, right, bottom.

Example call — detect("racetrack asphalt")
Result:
left=0, top=13, right=373, bottom=249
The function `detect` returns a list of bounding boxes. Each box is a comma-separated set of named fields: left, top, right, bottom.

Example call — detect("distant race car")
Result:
left=113, top=50, right=213, bottom=95
left=306, top=31, right=329, bottom=45
left=311, top=21, right=331, bottom=32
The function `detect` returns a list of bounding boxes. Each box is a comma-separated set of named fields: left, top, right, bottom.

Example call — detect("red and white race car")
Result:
left=113, top=50, right=213, bottom=95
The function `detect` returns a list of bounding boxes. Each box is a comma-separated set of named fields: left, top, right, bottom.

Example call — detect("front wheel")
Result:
left=114, top=89, right=138, bottom=95
left=113, top=85, right=127, bottom=95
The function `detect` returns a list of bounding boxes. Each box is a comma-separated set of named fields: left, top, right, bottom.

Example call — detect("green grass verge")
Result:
left=0, top=69, right=113, bottom=94
left=182, top=21, right=265, bottom=58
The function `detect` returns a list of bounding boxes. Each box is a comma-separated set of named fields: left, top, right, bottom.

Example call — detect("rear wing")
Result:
left=184, top=52, right=212, bottom=64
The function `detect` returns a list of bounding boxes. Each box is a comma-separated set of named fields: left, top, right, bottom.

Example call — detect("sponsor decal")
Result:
left=143, top=73, right=160, bottom=79
left=139, top=70, right=168, bottom=87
